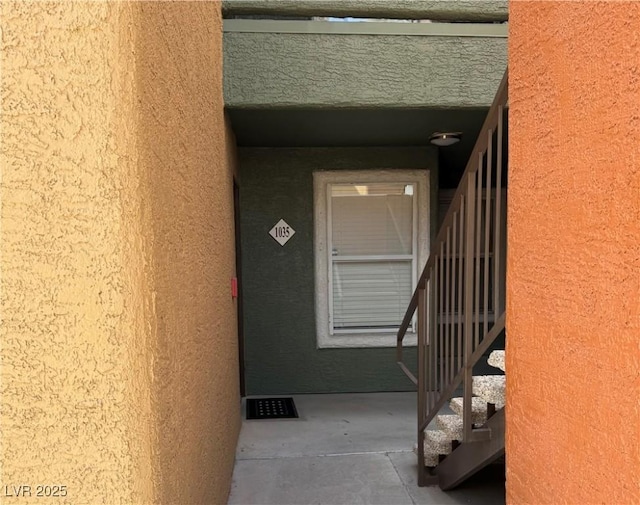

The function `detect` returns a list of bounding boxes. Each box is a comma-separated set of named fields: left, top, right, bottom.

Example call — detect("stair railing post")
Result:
left=417, top=287, right=427, bottom=485
left=463, top=171, right=476, bottom=442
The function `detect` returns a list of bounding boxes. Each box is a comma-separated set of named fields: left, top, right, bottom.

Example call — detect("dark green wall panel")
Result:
left=224, top=30, right=507, bottom=109
left=239, top=147, right=437, bottom=394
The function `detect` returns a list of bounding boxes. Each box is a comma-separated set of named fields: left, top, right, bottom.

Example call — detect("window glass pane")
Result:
left=331, top=183, right=413, bottom=256
left=332, top=261, right=412, bottom=329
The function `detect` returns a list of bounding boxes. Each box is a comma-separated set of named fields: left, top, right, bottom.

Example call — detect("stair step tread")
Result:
left=473, top=375, right=506, bottom=408
left=450, top=396, right=488, bottom=424
left=436, top=414, right=463, bottom=440
left=412, top=444, right=440, bottom=467
left=424, top=429, right=454, bottom=454
left=488, top=350, right=506, bottom=372
left=413, top=431, right=452, bottom=467
left=413, top=429, right=455, bottom=467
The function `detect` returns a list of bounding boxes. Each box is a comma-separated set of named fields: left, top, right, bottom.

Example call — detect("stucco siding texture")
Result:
left=1, top=3, right=151, bottom=503
left=507, top=2, right=640, bottom=504
left=239, top=147, right=436, bottom=394
left=135, top=4, right=241, bottom=504
left=224, top=32, right=507, bottom=109
left=1, top=2, right=239, bottom=504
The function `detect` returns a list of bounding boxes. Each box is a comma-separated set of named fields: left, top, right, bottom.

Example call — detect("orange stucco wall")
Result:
left=507, top=2, right=640, bottom=504
left=1, top=2, right=239, bottom=503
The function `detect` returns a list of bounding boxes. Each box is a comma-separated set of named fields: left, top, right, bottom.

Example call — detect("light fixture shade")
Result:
left=430, top=132, right=462, bottom=147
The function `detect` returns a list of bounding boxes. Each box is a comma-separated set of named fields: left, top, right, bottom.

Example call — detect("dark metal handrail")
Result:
left=396, top=69, right=508, bottom=484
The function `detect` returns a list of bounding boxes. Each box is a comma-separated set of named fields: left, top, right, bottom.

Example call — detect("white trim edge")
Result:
left=223, top=20, right=509, bottom=39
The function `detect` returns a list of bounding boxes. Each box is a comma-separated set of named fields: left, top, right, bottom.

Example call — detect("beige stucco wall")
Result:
left=134, top=3, right=241, bottom=503
left=1, top=2, right=239, bottom=504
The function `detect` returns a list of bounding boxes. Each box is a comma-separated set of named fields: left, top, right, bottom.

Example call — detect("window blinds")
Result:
left=330, top=183, right=414, bottom=331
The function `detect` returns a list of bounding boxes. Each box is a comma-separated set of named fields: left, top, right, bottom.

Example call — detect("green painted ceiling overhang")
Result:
left=228, top=108, right=489, bottom=188
left=224, top=19, right=507, bottom=182
left=223, top=20, right=507, bottom=109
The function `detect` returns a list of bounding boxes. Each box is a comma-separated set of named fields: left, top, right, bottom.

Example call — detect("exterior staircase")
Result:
left=396, top=69, right=508, bottom=489
left=418, top=350, right=505, bottom=489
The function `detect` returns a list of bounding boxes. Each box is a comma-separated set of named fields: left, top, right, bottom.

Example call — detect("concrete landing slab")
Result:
left=229, top=392, right=504, bottom=505
left=229, top=453, right=414, bottom=505
left=237, top=392, right=417, bottom=460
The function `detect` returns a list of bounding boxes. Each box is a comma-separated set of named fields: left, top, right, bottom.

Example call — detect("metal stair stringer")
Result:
left=436, top=407, right=505, bottom=490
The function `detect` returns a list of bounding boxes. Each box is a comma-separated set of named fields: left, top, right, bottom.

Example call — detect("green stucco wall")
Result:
left=224, top=29, right=507, bottom=109
left=239, top=147, right=437, bottom=394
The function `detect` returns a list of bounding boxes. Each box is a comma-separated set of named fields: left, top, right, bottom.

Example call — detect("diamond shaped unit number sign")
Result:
left=269, top=219, right=295, bottom=246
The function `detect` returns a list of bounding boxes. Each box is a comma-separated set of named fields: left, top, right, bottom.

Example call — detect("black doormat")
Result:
left=246, top=397, right=298, bottom=420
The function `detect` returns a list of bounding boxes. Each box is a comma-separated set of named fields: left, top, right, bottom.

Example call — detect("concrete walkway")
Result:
left=228, top=392, right=505, bottom=505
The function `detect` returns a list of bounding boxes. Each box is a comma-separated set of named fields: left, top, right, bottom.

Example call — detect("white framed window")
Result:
left=314, top=170, right=430, bottom=348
